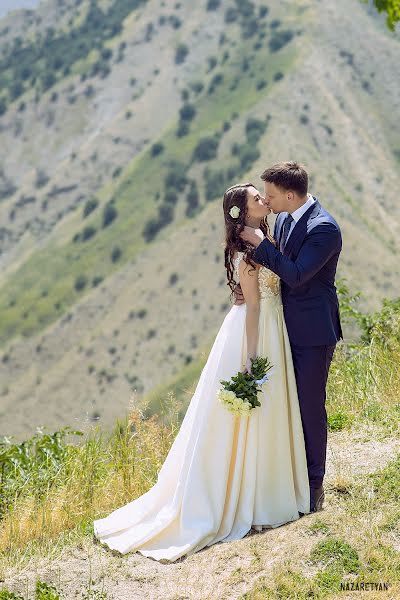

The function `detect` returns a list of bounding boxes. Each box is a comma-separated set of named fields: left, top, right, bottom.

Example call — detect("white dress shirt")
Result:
left=285, top=193, right=316, bottom=243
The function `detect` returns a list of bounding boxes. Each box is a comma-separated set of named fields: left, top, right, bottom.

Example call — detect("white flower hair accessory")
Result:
left=229, top=205, right=240, bottom=219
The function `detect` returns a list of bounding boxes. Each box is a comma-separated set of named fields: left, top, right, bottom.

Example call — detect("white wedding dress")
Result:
left=93, top=252, right=310, bottom=561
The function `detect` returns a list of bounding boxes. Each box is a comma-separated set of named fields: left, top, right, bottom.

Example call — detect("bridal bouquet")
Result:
left=217, top=356, right=273, bottom=416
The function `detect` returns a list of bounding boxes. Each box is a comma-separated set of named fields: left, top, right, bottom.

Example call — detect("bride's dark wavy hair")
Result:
left=223, top=182, right=271, bottom=296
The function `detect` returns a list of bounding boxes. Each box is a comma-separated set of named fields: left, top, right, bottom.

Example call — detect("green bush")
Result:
left=185, top=180, right=200, bottom=217
left=207, top=0, right=221, bottom=9
left=176, top=121, right=190, bottom=137
left=165, top=161, right=188, bottom=191
left=151, top=142, right=164, bottom=157
left=175, top=43, right=189, bottom=64
left=208, top=72, right=224, bottom=94
left=179, top=103, right=196, bottom=121
left=245, top=116, right=267, bottom=144
left=193, top=136, right=219, bottom=162
left=225, top=7, right=238, bottom=22
left=158, top=203, right=174, bottom=223
left=269, top=29, right=294, bottom=52
left=190, top=80, right=204, bottom=94
left=164, top=190, right=179, bottom=205
left=81, top=225, right=97, bottom=241
left=143, top=218, right=162, bottom=242
left=111, top=245, right=122, bottom=263
left=74, top=274, right=87, bottom=291
left=83, top=197, right=99, bottom=218
left=102, top=201, right=117, bottom=227
left=204, top=167, right=230, bottom=200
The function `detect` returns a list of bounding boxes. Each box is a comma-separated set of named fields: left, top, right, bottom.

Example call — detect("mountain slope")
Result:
left=0, top=0, right=399, bottom=440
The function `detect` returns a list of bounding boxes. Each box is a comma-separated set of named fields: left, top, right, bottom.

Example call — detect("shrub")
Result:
left=35, top=169, right=49, bottom=189
left=111, top=246, right=122, bottom=263
left=256, top=79, right=267, bottom=90
left=179, top=103, right=196, bottom=121
left=102, top=201, right=117, bottom=227
left=164, top=190, right=179, bottom=205
left=190, top=80, right=204, bottom=94
left=175, top=43, right=189, bottom=64
left=92, top=275, right=103, bottom=287
left=185, top=180, right=200, bottom=217
left=245, top=117, right=267, bottom=144
left=207, top=0, right=221, bottom=10
left=259, top=5, right=269, bottom=17
left=83, top=197, right=99, bottom=218
left=169, top=15, right=182, bottom=29
left=242, top=18, right=258, bottom=37
left=75, top=274, right=87, bottom=291
left=151, top=142, right=164, bottom=157
left=270, top=19, right=281, bottom=29
left=169, top=273, right=179, bottom=285
left=143, top=218, right=162, bottom=242
left=208, top=73, right=224, bottom=94
left=193, top=136, right=219, bottom=162
left=158, top=203, right=174, bottom=223
left=165, top=161, right=188, bottom=191
left=269, top=29, right=294, bottom=52
left=176, top=121, right=190, bottom=137
left=238, top=144, right=260, bottom=170
left=207, top=56, right=217, bottom=71
left=81, top=225, right=97, bottom=241
left=225, top=7, right=238, bottom=22
left=274, top=71, right=284, bottom=82
left=204, top=167, right=229, bottom=200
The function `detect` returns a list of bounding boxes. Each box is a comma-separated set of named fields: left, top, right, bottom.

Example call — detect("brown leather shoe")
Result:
left=310, top=485, right=325, bottom=512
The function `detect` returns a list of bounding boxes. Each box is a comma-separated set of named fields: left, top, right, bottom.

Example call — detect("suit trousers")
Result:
left=289, top=342, right=336, bottom=489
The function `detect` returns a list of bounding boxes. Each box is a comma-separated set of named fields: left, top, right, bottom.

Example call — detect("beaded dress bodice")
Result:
left=233, top=251, right=281, bottom=300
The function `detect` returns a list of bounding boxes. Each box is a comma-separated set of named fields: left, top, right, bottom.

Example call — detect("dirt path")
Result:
left=3, top=427, right=400, bottom=600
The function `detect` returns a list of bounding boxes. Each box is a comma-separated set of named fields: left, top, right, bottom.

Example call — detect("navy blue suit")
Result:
left=253, top=197, right=343, bottom=489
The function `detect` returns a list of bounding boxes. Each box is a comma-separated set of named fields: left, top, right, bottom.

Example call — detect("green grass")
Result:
left=242, top=452, right=400, bottom=598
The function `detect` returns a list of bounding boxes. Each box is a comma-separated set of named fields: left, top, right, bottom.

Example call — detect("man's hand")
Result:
left=233, top=283, right=245, bottom=305
left=239, top=226, right=263, bottom=247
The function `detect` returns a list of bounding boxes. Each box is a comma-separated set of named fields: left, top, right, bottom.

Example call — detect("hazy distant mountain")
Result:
left=0, top=0, right=398, bottom=440
left=0, top=0, right=41, bottom=19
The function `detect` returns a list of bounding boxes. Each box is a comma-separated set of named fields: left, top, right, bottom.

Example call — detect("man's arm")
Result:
left=253, top=223, right=341, bottom=289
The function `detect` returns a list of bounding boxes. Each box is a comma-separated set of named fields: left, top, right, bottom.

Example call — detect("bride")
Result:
left=93, top=182, right=310, bottom=562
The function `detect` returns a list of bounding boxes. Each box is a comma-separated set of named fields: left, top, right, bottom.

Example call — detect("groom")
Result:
left=237, top=161, right=343, bottom=514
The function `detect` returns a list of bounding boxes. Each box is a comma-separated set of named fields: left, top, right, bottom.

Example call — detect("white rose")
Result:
left=229, top=205, right=240, bottom=219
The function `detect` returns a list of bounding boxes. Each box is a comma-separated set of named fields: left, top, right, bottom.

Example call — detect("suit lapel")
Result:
left=283, top=198, right=321, bottom=257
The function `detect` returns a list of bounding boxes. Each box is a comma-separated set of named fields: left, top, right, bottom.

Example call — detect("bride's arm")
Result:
left=238, top=260, right=260, bottom=372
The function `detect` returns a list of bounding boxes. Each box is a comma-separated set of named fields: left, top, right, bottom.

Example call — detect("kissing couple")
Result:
left=94, top=161, right=343, bottom=562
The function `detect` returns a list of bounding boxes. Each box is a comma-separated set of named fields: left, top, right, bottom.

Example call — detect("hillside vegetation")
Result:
left=0, top=0, right=399, bottom=441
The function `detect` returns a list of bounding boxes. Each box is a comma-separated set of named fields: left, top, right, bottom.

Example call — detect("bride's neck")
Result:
left=245, top=217, right=262, bottom=229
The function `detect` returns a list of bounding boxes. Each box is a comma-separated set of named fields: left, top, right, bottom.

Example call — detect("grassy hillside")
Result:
left=0, top=297, right=399, bottom=598
left=0, top=0, right=399, bottom=440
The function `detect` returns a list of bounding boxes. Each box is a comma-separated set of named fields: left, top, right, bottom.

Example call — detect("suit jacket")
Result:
left=253, top=197, right=343, bottom=347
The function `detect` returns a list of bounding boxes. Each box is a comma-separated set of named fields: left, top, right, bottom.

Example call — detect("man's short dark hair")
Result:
left=260, top=161, right=308, bottom=196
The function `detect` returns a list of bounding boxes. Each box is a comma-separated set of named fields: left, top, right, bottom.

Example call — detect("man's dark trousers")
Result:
left=290, top=343, right=336, bottom=489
